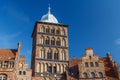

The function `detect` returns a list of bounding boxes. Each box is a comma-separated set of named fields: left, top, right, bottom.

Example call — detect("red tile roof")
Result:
left=0, top=49, right=17, bottom=61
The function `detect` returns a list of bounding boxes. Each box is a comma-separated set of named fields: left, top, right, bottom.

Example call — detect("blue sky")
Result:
left=0, top=0, right=120, bottom=68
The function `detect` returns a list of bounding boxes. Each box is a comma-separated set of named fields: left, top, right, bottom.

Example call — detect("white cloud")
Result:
left=0, top=32, right=21, bottom=48
left=115, top=38, right=120, bottom=45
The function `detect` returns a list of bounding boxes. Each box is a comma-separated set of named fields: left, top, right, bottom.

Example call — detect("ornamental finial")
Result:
left=48, top=4, right=51, bottom=14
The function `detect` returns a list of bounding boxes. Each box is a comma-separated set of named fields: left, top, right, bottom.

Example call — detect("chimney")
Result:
left=85, top=48, right=93, bottom=56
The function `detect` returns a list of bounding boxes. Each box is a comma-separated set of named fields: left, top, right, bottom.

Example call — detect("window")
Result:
left=40, top=37, right=44, bottom=44
left=46, top=28, right=50, bottom=33
left=4, top=61, right=8, bottom=68
left=62, top=50, right=66, bottom=60
left=51, top=37, right=55, bottom=45
left=83, top=73, right=87, bottom=78
left=54, top=53, right=58, bottom=60
left=41, top=26, right=45, bottom=33
left=23, top=71, right=26, bottom=75
left=19, top=71, right=22, bottom=75
left=48, top=66, right=52, bottom=73
left=91, top=72, right=95, bottom=78
left=0, top=75, right=7, bottom=80
left=41, top=49, right=45, bottom=59
left=98, top=72, right=103, bottom=78
left=56, top=38, right=60, bottom=46
left=47, top=52, right=52, bottom=59
left=56, top=28, right=60, bottom=35
left=90, top=62, right=94, bottom=67
left=45, top=37, right=50, bottom=45
left=51, top=28, right=55, bottom=34
left=85, top=62, right=88, bottom=67
left=71, top=73, right=74, bottom=76
left=95, top=62, right=99, bottom=67
left=53, top=66, right=57, bottom=73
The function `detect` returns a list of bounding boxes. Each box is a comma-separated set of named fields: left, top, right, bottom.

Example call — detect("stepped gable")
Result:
left=100, top=57, right=118, bottom=80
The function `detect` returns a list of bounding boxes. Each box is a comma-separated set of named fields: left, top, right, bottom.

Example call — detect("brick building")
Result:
left=31, top=6, right=68, bottom=80
left=0, top=42, right=32, bottom=80
left=0, top=6, right=120, bottom=80
left=67, top=48, right=120, bottom=80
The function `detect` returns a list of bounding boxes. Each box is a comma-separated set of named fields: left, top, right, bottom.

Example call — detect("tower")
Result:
left=31, top=6, right=69, bottom=80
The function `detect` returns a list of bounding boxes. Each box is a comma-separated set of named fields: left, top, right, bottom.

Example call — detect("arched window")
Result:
left=51, top=37, right=55, bottom=45
left=47, top=53, right=52, bottom=59
left=53, top=66, right=57, bottom=73
left=46, top=27, right=50, bottom=33
left=47, top=49, right=52, bottom=59
left=40, top=36, right=44, bottom=44
left=41, top=26, right=45, bottom=33
left=51, top=28, right=55, bottom=34
left=95, top=62, right=99, bottom=67
left=0, top=75, right=7, bottom=80
left=39, top=48, right=45, bottom=59
left=47, top=66, right=52, bottom=73
left=91, top=72, right=95, bottom=78
left=56, top=38, right=60, bottom=46
left=45, top=37, right=50, bottom=45
left=90, top=62, right=94, bottom=67
left=54, top=50, right=59, bottom=60
left=62, top=38, right=66, bottom=47
left=56, top=28, right=60, bottom=35
left=98, top=72, right=103, bottom=78
left=83, top=73, right=87, bottom=78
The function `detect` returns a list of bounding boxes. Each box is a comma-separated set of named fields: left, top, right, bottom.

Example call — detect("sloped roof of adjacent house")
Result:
left=0, top=49, right=17, bottom=60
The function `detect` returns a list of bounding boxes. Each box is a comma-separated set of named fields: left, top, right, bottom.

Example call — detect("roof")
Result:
left=0, top=49, right=17, bottom=61
left=40, top=6, right=58, bottom=23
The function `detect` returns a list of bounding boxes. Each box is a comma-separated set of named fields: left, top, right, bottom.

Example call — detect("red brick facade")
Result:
left=0, top=42, right=32, bottom=80
left=66, top=49, right=120, bottom=80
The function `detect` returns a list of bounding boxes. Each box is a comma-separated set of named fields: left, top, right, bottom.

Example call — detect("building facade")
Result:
left=0, top=6, right=120, bottom=80
left=67, top=48, right=120, bottom=80
left=31, top=6, right=69, bottom=80
left=0, top=42, right=32, bottom=80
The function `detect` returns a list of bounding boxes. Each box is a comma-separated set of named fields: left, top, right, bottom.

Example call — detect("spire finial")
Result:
left=48, top=4, right=51, bottom=14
